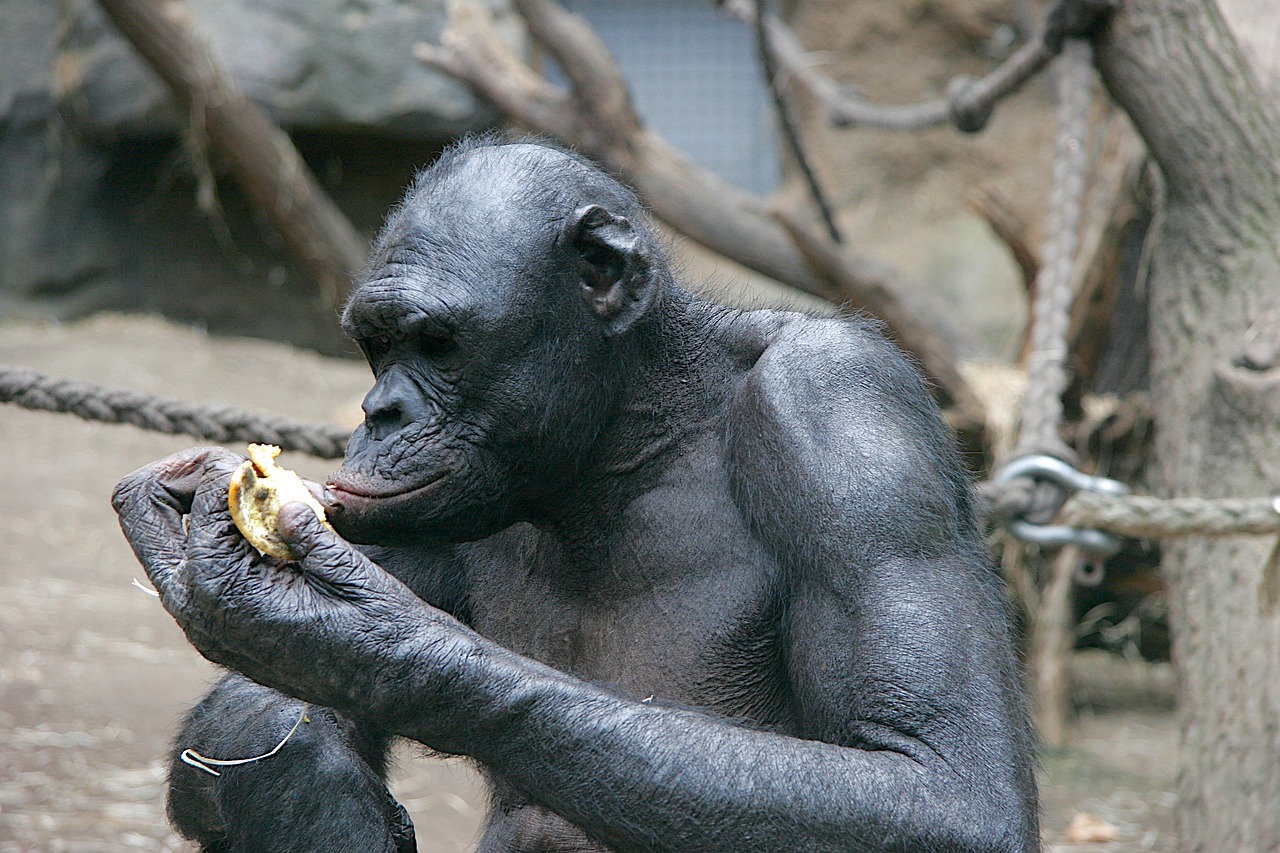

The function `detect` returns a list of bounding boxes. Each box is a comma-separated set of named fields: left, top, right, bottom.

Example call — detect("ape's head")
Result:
left=325, top=139, right=669, bottom=544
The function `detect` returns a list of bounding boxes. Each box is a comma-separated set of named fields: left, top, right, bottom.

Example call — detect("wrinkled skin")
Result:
left=113, top=139, right=1039, bottom=852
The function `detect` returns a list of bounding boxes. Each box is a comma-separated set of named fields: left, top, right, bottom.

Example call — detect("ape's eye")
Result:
left=419, top=331, right=456, bottom=358
left=359, top=334, right=394, bottom=368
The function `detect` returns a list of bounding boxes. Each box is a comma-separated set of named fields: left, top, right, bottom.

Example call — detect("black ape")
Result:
left=114, top=138, right=1039, bottom=852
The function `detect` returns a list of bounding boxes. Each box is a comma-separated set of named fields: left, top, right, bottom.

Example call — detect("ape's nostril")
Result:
left=360, top=365, right=432, bottom=442
left=365, top=403, right=405, bottom=441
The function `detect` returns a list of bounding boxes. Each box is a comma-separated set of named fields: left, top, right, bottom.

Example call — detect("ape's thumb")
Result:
left=277, top=502, right=382, bottom=592
left=276, top=501, right=342, bottom=560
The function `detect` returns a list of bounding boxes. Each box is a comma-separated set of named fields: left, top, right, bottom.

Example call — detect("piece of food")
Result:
left=228, top=444, right=329, bottom=559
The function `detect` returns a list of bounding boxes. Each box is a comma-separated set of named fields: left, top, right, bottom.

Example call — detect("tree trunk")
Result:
left=1094, top=1, right=1280, bottom=849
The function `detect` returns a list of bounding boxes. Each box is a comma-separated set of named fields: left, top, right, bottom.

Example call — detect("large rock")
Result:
left=0, top=0, right=517, bottom=354
left=25, top=0, right=520, bottom=139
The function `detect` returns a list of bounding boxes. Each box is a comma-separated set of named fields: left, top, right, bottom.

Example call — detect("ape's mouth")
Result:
left=320, top=470, right=450, bottom=544
left=323, top=470, right=447, bottom=508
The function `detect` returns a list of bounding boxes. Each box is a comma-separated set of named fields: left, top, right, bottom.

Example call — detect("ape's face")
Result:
left=323, top=143, right=657, bottom=545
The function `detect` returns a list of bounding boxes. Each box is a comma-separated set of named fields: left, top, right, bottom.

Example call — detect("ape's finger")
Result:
left=185, top=458, right=263, bottom=581
left=189, top=450, right=248, bottom=523
left=111, top=448, right=228, bottom=589
left=276, top=502, right=384, bottom=595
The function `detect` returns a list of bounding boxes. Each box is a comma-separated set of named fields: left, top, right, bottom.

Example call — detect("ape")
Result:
left=113, top=138, right=1039, bottom=852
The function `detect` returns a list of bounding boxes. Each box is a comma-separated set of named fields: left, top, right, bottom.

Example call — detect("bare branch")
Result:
left=752, top=0, right=841, bottom=243
left=414, top=8, right=578, bottom=142
left=514, top=0, right=640, bottom=154
left=967, top=187, right=1039, bottom=290
left=721, top=0, right=1066, bottom=134
left=95, top=0, right=367, bottom=308
left=421, top=0, right=985, bottom=437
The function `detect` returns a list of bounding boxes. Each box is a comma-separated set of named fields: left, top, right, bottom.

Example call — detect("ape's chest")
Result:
left=465, top=516, right=793, bottom=725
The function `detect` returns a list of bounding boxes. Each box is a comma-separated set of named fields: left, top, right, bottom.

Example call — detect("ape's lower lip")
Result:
left=324, top=472, right=447, bottom=505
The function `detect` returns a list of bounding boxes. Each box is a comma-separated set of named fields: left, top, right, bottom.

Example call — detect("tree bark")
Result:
left=1094, top=1, right=1280, bottom=849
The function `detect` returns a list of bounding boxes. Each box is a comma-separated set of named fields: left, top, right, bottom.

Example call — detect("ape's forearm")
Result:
left=385, top=631, right=1028, bottom=853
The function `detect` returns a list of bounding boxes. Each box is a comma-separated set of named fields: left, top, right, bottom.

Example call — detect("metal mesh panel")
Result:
left=561, top=0, right=778, bottom=194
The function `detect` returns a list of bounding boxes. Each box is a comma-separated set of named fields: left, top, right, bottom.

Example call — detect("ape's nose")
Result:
left=361, top=367, right=430, bottom=441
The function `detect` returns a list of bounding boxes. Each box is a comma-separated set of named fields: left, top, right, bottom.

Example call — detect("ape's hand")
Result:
left=111, top=447, right=460, bottom=723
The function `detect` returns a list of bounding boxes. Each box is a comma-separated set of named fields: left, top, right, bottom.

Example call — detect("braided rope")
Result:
left=4, top=363, right=1277, bottom=538
left=1060, top=492, right=1280, bottom=539
left=1013, top=39, right=1093, bottom=462
left=0, top=366, right=349, bottom=459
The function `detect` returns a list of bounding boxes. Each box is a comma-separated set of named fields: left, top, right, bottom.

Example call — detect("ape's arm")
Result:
left=112, top=323, right=1036, bottom=852
left=387, top=321, right=1038, bottom=852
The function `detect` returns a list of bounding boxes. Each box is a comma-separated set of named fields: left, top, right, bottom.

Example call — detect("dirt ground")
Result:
left=0, top=315, right=1178, bottom=852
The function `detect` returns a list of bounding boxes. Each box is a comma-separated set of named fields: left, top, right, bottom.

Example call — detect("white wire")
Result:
left=180, top=705, right=310, bottom=777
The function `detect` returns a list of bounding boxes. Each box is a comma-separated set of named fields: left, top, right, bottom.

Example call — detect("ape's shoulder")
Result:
left=726, top=314, right=977, bottom=565
left=742, top=314, right=942, bottom=434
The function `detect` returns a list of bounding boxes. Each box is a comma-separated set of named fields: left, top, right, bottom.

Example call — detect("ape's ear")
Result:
left=568, top=204, right=655, bottom=337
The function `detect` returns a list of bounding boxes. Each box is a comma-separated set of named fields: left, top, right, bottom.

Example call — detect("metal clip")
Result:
left=993, top=454, right=1130, bottom=557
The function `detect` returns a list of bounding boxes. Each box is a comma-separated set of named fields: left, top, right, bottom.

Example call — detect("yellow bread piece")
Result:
left=228, top=444, right=330, bottom=559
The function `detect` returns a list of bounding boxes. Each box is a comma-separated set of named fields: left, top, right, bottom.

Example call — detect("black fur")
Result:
left=115, top=137, right=1038, bottom=852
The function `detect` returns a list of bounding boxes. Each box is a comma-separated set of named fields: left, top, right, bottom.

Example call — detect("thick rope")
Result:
left=1013, top=39, right=1093, bottom=462
left=3, top=363, right=1277, bottom=538
left=1059, top=492, right=1280, bottom=539
left=0, top=366, right=349, bottom=459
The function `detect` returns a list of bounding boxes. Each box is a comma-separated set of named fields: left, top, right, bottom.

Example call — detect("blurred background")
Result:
left=5, top=0, right=1277, bottom=850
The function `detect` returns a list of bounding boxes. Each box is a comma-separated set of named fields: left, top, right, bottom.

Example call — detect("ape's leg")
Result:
left=168, top=673, right=415, bottom=853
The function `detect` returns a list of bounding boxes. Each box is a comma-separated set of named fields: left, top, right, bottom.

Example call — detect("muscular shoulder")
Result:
left=726, top=315, right=977, bottom=564
left=744, top=315, right=932, bottom=417
left=731, top=314, right=947, bottom=469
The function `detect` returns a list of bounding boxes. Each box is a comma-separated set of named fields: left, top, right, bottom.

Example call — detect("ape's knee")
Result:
left=166, top=678, right=411, bottom=852
left=209, top=734, right=413, bottom=852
